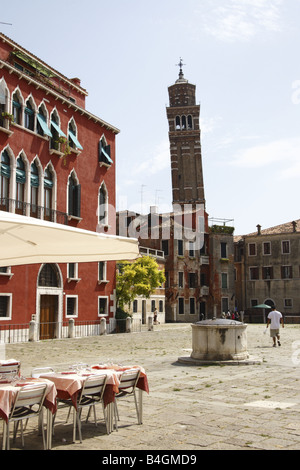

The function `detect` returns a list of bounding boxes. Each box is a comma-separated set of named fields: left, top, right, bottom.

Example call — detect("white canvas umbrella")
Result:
left=0, top=211, right=139, bottom=267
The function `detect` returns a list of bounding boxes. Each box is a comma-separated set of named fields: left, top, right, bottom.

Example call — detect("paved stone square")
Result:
left=3, top=323, right=300, bottom=451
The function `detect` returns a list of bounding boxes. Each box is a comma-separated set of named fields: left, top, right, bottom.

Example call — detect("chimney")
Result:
left=256, top=224, right=261, bottom=235
left=71, top=77, right=81, bottom=87
left=292, top=221, right=297, bottom=232
left=150, top=206, right=158, bottom=214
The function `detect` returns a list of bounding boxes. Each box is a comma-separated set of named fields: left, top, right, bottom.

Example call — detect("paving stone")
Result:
left=4, top=323, right=300, bottom=451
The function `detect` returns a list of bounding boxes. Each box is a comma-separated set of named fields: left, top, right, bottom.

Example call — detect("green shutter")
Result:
left=50, top=120, right=66, bottom=138
left=74, top=184, right=81, bottom=217
left=99, top=142, right=113, bottom=165
left=69, top=130, right=83, bottom=150
left=37, top=114, right=52, bottom=137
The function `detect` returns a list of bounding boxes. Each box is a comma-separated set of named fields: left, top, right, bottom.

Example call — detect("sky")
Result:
left=1, top=0, right=300, bottom=235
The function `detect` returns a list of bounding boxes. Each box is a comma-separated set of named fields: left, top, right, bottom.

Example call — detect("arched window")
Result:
left=50, top=110, right=66, bottom=151
left=98, top=136, right=112, bottom=166
left=0, top=150, right=11, bottom=211
left=99, top=184, right=108, bottom=226
left=68, top=119, right=83, bottom=151
left=68, top=172, right=81, bottom=218
left=12, top=90, right=22, bottom=125
left=24, top=98, right=35, bottom=131
left=38, top=264, right=61, bottom=287
left=44, top=166, right=53, bottom=221
left=0, top=79, right=9, bottom=129
left=37, top=104, right=52, bottom=138
left=30, top=161, right=39, bottom=217
left=175, top=115, right=191, bottom=131
left=16, top=156, right=26, bottom=214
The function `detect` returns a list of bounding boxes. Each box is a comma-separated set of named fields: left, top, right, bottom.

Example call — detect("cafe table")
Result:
left=0, top=359, right=21, bottom=380
left=0, top=377, right=57, bottom=450
left=90, top=364, right=149, bottom=425
left=0, top=359, right=21, bottom=368
left=39, top=368, right=120, bottom=434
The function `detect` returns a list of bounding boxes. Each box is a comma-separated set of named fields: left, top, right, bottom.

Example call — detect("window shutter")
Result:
left=68, top=181, right=74, bottom=215
left=74, top=184, right=81, bottom=217
left=104, top=144, right=111, bottom=159
left=99, top=141, right=113, bottom=165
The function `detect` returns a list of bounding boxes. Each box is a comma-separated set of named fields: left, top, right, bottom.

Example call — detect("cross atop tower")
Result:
left=176, top=58, right=186, bottom=80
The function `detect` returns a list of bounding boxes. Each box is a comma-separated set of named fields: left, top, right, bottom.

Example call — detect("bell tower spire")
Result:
left=176, top=58, right=187, bottom=82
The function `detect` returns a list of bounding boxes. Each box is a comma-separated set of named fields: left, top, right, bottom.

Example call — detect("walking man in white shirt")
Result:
left=266, top=306, right=284, bottom=347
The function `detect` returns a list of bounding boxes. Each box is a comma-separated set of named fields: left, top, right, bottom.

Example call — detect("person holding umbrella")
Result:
left=266, top=305, right=284, bottom=347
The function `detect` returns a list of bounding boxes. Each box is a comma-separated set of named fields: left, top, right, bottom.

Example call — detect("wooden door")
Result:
left=40, top=295, right=58, bottom=340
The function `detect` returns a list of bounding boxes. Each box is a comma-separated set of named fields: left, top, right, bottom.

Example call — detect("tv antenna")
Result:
left=0, top=22, right=12, bottom=25
left=140, top=184, right=147, bottom=214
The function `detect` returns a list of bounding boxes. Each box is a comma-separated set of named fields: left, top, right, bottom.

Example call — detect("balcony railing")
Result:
left=139, top=246, right=165, bottom=259
left=0, top=198, right=68, bottom=225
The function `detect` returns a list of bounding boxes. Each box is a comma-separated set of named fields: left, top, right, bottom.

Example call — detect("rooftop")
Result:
left=234, top=219, right=300, bottom=242
left=0, top=33, right=120, bottom=134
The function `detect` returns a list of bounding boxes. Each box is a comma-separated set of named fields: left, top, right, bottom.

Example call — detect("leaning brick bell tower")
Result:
left=166, top=59, right=205, bottom=210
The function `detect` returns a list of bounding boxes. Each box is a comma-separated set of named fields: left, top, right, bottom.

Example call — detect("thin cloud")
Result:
left=132, top=139, right=170, bottom=176
left=202, top=0, right=284, bottom=42
left=229, top=138, right=300, bottom=176
left=200, top=116, right=223, bottom=136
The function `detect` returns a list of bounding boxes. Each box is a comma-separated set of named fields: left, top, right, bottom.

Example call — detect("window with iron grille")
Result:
left=98, top=297, right=108, bottom=316
left=66, top=296, right=77, bottom=317
left=0, top=295, right=11, bottom=318
left=38, top=264, right=60, bottom=287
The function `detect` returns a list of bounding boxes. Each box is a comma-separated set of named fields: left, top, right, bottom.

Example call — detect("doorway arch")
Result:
left=264, top=299, right=275, bottom=307
left=36, top=264, right=63, bottom=339
left=263, top=299, right=275, bottom=323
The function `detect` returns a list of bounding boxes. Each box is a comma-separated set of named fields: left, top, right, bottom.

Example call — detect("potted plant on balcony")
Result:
left=54, top=136, right=71, bottom=164
left=1, top=112, right=14, bottom=124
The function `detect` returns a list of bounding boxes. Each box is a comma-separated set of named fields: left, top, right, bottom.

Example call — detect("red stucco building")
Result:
left=0, top=33, right=120, bottom=339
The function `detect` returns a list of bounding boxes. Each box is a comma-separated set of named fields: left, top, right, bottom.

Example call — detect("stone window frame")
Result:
left=248, top=243, right=257, bottom=256
left=65, top=295, right=78, bottom=318
left=0, top=293, right=12, bottom=320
